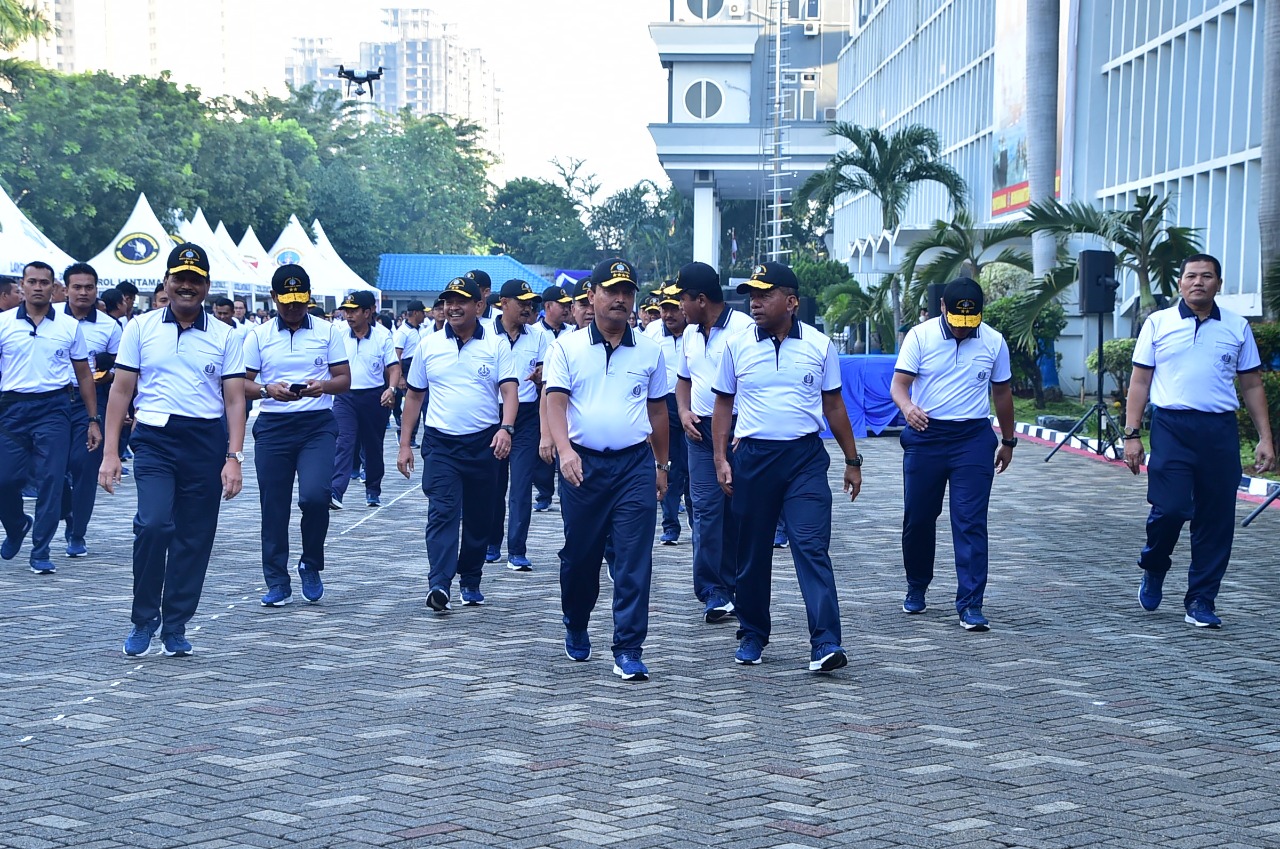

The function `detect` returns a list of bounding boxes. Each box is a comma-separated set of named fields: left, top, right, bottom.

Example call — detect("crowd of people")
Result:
left=0, top=243, right=1272, bottom=678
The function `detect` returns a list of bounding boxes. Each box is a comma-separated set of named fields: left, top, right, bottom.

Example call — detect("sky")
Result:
left=266, top=0, right=672, bottom=196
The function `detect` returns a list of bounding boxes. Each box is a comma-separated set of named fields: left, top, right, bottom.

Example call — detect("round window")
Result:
left=687, top=0, right=725, bottom=18
left=684, top=80, right=724, bottom=119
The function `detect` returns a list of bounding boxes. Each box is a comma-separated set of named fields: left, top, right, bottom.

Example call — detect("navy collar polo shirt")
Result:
left=894, top=316, right=1012, bottom=421
left=712, top=318, right=841, bottom=440
left=406, top=320, right=518, bottom=436
left=1133, top=300, right=1262, bottom=414
left=114, top=306, right=245, bottom=427
left=677, top=306, right=754, bottom=417
left=493, top=315, right=547, bottom=404
left=243, top=314, right=349, bottom=414
left=0, top=303, right=88, bottom=393
left=542, top=321, right=668, bottom=452
left=63, top=303, right=122, bottom=380
left=345, top=322, right=397, bottom=390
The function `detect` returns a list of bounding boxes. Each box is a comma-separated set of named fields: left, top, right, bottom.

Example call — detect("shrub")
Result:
left=1085, top=337, right=1137, bottom=396
left=982, top=296, right=1068, bottom=407
left=1250, top=322, right=1280, bottom=371
left=1237, top=371, right=1280, bottom=445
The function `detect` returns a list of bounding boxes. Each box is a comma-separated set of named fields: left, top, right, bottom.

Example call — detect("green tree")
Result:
left=483, top=177, right=596, bottom=268
left=795, top=122, right=968, bottom=333
left=590, top=180, right=692, bottom=282
left=310, top=157, right=381, bottom=282
left=897, top=210, right=1032, bottom=317
left=0, top=0, right=50, bottom=50
left=982, top=296, right=1068, bottom=408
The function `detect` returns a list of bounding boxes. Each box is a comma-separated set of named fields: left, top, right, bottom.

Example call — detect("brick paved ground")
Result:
left=3, top=426, right=1280, bottom=849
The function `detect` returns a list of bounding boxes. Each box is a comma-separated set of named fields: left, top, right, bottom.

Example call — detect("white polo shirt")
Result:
left=63, top=304, right=122, bottom=379
left=647, top=322, right=684, bottom=395
left=1134, top=300, right=1262, bottom=413
left=894, top=317, right=1012, bottom=421
left=407, top=320, right=517, bottom=435
left=0, top=304, right=88, bottom=393
left=492, top=316, right=547, bottom=404
left=713, top=319, right=841, bottom=440
left=243, top=315, right=349, bottom=414
left=678, top=306, right=755, bottom=416
left=393, top=321, right=425, bottom=358
left=344, top=322, right=397, bottom=390
left=537, top=319, right=567, bottom=341
left=543, top=322, right=667, bottom=452
left=115, top=307, right=245, bottom=426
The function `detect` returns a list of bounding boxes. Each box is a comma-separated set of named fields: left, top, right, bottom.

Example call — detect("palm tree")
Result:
left=0, top=1, right=50, bottom=51
left=1261, top=2, right=1280, bottom=319
left=1006, top=193, right=1201, bottom=346
left=795, top=122, right=967, bottom=334
left=896, top=209, right=1032, bottom=315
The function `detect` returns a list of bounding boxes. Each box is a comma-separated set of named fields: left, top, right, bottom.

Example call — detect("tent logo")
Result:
left=115, top=233, right=160, bottom=265
left=276, top=249, right=301, bottom=266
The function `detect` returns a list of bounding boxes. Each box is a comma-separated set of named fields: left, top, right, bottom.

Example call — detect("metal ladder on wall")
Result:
left=758, top=0, right=795, bottom=264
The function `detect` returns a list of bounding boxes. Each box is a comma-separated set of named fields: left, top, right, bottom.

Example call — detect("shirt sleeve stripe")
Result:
left=1132, top=361, right=1155, bottom=370
left=498, top=377, right=518, bottom=386
left=546, top=386, right=571, bottom=395
left=893, top=368, right=918, bottom=376
left=115, top=364, right=140, bottom=373
left=711, top=388, right=734, bottom=397
left=406, top=382, right=428, bottom=393
left=220, top=372, right=246, bottom=380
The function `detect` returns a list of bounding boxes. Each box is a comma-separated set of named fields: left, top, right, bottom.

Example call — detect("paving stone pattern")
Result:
left=3, top=429, right=1280, bottom=848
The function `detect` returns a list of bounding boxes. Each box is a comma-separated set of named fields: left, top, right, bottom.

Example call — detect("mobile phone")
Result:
left=288, top=383, right=308, bottom=395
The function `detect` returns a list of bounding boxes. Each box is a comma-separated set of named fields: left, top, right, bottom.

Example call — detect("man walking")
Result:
left=99, top=243, right=246, bottom=657
left=0, top=261, right=100, bottom=574
left=331, top=290, right=398, bottom=509
left=533, top=285, right=572, bottom=512
left=647, top=286, right=692, bottom=546
left=890, top=277, right=1017, bottom=632
left=544, top=258, right=670, bottom=681
left=1124, top=254, right=1274, bottom=628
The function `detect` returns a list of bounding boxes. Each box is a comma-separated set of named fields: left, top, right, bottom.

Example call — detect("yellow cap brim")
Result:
left=659, top=299, right=680, bottom=307
left=597, top=277, right=637, bottom=288
left=168, top=264, right=209, bottom=278
left=514, top=292, right=540, bottom=301
left=554, top=296, right=573, bottom=304
left=642, top=306, right=661, bottom=314
left=946, top=311, right=982, bottom=328
left=340, top=301, right=359, bottom=310
left=276, top=291, right=310, bottom=304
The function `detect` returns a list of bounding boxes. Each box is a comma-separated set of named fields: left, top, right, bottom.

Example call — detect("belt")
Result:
left=0, top=387, right=70, bottom=403
left=570, top=440, right=648, bottom=458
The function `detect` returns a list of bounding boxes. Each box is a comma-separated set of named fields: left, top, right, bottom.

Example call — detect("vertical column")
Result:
left=693, top=173, right=719, bottom=267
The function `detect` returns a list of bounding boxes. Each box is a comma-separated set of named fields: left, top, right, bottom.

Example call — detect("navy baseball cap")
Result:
left=590, top=258, right=638, bottom=289
left=736, top=261, right=798, bottom=294
left=670, top=262, right=723, bottom=301
left=440, top=277, right=482, bottom=301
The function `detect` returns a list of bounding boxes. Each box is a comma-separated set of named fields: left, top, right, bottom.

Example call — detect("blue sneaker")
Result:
left=959, top=607, right=990, bottom=632
left=534, top=497, right=552, bottom=512
left=903, top=587, right=927, bottom=614
left=703, top=595, right=735, bottom=624
left=612, top=651, right=649, bottom=681
left=349, top=469, right=361, bottom=480
left=120, top=466, right=130, bottom=477
left=660, top=530, right=679, bottom=545
left=21, top=485, right=37, bottom=499
left=161, top=633, right=193, bottom=657
left=460, top=586, right=485, bottom=606
left=1, top=514, right=32, bottom=560
left=366, top=495, right=380, bottom=508
left=773, top=529, right=788, bottom=548
left=298, top=566, right=323, bottom=602
left=565, top=629, right=591, bottom=661
left=358, top=470, right=366, bottom=482
left=735, top=634, right=764, bottom=665
left=29, top=560, right=56, bottom=574
left=1185, top=600, right=1222, bottom=629
left=507, top=555, right=532, bottom=572
left=65, top=539, right=88, bottom=558
left=426, top=587, right=451, bottom=612
left=1139, top=570, right=1164, bottom=611
left=260, top=585, right=293, bottom=607
left=809, top=643, right=848, bottom=672
left=122, top=618, right=159, bottom=656
left=484, top=545, right=501, bottom=563
left=329, top=494, right=343, bottom=510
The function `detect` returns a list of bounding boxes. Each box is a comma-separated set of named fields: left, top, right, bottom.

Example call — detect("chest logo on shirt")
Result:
left=204, top=363, right=217, bottom=376
left=53, top=348, right=67, bottom=360
left=477, top=364, right=491, bottom=378
left=976, top=369, right=989, bottom=382
left=314, top=356, right=325, bottom=366
left=630, top=384, right=643, bottom=397
left=803, top=373, right=814, bottom=386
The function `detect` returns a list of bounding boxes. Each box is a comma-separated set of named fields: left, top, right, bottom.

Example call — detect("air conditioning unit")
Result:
left=803, top=21, right=820, bottom=36
left=727, top=1, right=746, bottom=18
left=823, top=107, right=838, bottom=122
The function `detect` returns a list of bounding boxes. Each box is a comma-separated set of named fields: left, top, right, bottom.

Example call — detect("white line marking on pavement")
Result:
left=339, top=484, right=418, bottom=535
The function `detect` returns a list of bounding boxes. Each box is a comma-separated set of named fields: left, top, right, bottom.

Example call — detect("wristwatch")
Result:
left=1001, top=436, right=1019, bottom=448
left=845, top=454, right=863, bottom=468
left=89, top=414, right=103, bottom=425
left=499, top=424, right=515, bottom=436
left=656, top=461, right=672, bottom=472
left=259, top=385, right=269, bottom=400
left=1122, top=427, right=1142, bottom=441
left=225, top=452, right=244, bottom=462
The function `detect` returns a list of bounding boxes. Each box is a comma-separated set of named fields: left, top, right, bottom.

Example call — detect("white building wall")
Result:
left=669, top=61, right=754, bottom=123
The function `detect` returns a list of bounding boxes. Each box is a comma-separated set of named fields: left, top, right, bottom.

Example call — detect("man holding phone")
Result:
left=243, top=266, right=351, bottom=607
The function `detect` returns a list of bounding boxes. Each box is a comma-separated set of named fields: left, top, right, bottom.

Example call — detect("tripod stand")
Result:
left=1045, top=310, right=1125, bottom=463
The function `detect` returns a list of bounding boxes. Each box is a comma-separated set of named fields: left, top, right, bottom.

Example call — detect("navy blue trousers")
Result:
left=1138, top=408, right=1241, bottom=609
left=901, top=418, right=997, bottom=613
left=559, top=442, right=655, bottom=656
left=130, top=417, right=226, bottom=636
left=488, top=401, right=539, bottom=556
left=0, top=393, right=71, bottom=563
left=534, top=448, right=557, bottom=503
left=731, top=434, right=840, bottom=650
left=688, top=416, right=738, bottom=603
left=331, top=389, right=391, bottom=500
left=659, top=395, right=692, bottom=537
left=422, top=425, right=499, bottom=593
left=61, top=384, right=110, bottom=543
left=252, top=410, right=337, bottom=588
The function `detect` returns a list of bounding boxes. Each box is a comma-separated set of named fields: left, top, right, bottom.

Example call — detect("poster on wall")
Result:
left=991, top=0, right=1075, bottom=218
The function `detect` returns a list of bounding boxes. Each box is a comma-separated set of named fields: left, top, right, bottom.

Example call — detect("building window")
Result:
left=687, top=0, right=725, bottom=17
left=684, top=79, right=724, bottom=119
left=786, top=0, right=820, bottom=19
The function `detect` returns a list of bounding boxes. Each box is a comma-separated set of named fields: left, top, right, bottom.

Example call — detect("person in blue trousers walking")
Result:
left=331, top=290, right=399, bottom=509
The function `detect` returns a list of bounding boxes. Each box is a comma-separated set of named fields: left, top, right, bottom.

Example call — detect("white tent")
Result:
left=311, top=219, right=377, bottom=295
left=0, top=184, right=77, bottom=276
left=237, top=225, right=272, bottom=283
left=265, top=215, right=360, bottom=304
left=87, top=193, right=177, bottom=290
left=177, top=208, right=261, bottom=296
